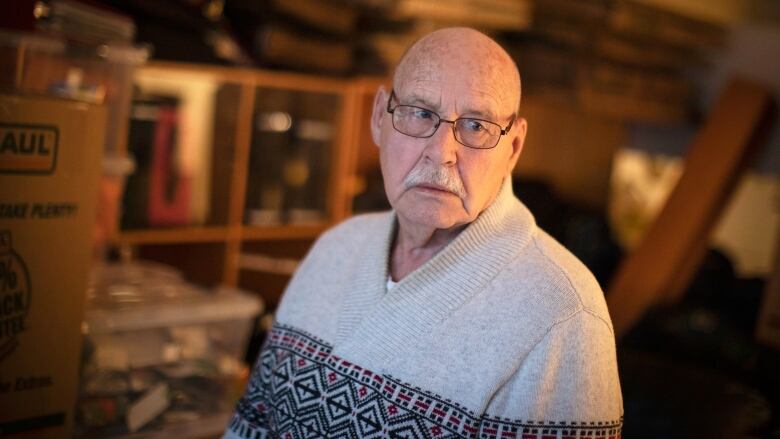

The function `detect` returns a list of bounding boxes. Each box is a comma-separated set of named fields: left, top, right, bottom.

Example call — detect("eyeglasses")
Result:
left=386, top=89, right=515, bottom=150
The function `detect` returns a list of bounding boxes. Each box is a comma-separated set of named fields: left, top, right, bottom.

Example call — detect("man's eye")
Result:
left=464, top=119, right=485, bottom=132
left=412, top=108, right=434, bottom=120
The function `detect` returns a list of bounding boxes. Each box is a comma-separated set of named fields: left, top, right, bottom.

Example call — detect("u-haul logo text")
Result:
left=0, top=124, right=59, bottom=174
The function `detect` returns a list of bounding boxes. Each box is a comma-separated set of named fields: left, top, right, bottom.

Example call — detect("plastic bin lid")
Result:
left=84, top=287, right=263, bottom=334
left=85, top=261, right=263, bottom=333
left=0, top=29, right=65, bottom=53
left=0, top=29, right=150, bottom=63
left=87, top=260, right=184, bottom=307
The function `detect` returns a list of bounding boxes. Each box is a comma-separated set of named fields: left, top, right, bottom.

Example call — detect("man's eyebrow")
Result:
left=400, top=93, right=502, bottom=122
left=460, top=107, right=497, bottom=121
left=404, top=94, right=438, bottom=109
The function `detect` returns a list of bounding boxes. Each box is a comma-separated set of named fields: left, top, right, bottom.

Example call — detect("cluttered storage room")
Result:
left=1, top=0, right=779, bottom=438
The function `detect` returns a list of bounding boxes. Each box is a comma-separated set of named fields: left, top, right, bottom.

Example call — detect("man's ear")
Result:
left=370, top=85, right=389, bottom=148
left=507, top=117, right=527, bottom=173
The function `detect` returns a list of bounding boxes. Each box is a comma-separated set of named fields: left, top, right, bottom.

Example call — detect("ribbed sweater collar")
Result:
left=334, top=178, right=536, bottom=363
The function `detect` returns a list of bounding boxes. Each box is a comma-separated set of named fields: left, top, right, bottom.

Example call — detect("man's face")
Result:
left=371, top=56, right=526, bottom=231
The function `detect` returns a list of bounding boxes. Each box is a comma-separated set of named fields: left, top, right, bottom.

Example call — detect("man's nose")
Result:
left=424, top=120, right=458, bottom=165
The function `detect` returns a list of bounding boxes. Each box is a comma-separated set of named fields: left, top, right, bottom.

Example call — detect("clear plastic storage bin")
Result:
left=77, top=261, right=262, bottom=438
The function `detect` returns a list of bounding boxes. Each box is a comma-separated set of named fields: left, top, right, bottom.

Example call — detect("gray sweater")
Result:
left=224, top=180, right=623, bottom=438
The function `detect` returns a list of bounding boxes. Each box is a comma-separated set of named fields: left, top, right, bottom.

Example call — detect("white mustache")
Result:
left=403, top=165, right=467, bottom=198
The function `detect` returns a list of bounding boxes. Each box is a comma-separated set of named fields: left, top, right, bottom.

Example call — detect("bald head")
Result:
left=393, top=27, right=521, bottom=115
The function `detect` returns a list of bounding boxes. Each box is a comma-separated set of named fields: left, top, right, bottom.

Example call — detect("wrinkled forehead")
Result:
left=393, top=33, right=520, bottom=116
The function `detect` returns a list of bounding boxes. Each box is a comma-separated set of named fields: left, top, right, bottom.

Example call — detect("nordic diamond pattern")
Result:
left=230, top=324, right=622, bottom=439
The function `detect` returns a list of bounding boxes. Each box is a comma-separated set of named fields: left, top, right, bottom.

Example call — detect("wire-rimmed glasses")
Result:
left=386, top=89, right=515, bottom=149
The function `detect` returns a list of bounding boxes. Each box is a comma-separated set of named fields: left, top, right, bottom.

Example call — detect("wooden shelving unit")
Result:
left=115, top=61, right=384, bottom=309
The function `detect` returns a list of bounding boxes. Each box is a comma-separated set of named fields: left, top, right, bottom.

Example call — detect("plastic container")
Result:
left=77, top=261, right=263, bottom=438
left=0, top=29, right=149, bottom=154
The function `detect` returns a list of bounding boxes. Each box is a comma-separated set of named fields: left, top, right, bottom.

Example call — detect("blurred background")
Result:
left=1, top=0, right=779, bottom=437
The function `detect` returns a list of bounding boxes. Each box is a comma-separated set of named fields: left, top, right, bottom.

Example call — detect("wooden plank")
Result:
left=116, top=226, right=229, bottom=245
left=118, top=223, right=326, bottom=245
left=269, top=0, right=358, bottom=35
left=577, top=62, right=692, bottom=124
left=140, top=61, right=348, bottom=92
left=593, top=32, right=700, bottom=70
left=256, top=26, right=354, bottom=74
left=607, top=78, right=775, bottom=338
left=608, top=0, right=726, bottom=48
left=756, top=229, right=780, bottom=349
left=629, top=0, right=746, bottom=26
left=223, top=84, right=256, bottom=287
left=328, top=83, right=357, bottom=221
left=578, top=87, right=688, bottom=124
left=241, top=224, right=329, bottom=241
left=394, top=0, right=532, bottom=30
left=209, top=83, right=243, bottom=226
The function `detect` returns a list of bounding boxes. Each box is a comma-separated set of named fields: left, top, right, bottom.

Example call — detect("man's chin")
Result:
left=396, top=207, right=467, bottom=231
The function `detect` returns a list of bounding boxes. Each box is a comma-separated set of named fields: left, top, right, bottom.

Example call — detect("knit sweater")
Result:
left=224, top=179, right=624, bottom=439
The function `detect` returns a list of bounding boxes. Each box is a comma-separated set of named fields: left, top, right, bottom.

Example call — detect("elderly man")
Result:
left=225, top=28, right=623, bottom=438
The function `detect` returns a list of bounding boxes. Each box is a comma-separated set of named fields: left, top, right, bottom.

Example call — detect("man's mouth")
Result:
left=413, top=183, right=455, bottom=194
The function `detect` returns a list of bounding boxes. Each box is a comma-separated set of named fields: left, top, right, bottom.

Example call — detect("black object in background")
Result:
left=244, top=88, right=338, bottom=225
left=101, top=0, right=244, bottom=65
left=512, top=176, right=623, bottom=286
left=121, top=94, right=180, bottom=230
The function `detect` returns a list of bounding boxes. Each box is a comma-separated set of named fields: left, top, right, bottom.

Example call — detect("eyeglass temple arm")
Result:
left=500, top=115, right=516, bottom=135
left=386, top=89, right=397, bottom=113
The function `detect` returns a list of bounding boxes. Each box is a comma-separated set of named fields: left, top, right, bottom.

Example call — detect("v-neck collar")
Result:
left=333, top=178, right=536, bottom=365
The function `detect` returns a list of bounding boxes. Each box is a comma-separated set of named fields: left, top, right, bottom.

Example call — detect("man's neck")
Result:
left=389, top=217, right=466, bottom=281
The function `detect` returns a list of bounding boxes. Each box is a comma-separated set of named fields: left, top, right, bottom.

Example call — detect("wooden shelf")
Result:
left=241, top=223, right=329, bottom=241
left=117, top=223, right=330, bottom=245
left=140, top=61, right=349, bottom=93
left=117, top=226, right=230, bottom=245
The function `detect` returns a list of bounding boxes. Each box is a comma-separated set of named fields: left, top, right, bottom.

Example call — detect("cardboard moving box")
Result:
left=0, top=94, right=105, bottom=438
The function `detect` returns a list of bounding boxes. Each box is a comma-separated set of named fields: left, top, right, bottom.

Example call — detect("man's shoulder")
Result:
left=499, top=227, right=612, bottom=329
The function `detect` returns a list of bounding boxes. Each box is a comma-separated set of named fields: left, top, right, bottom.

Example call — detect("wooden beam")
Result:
left=222, top=84, right=256, bottom=287
left=328, top=83, right=356, bottom=222
left=607, top=78, right=775, bottom=338
left=756, top=227, right=780, bottom=349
